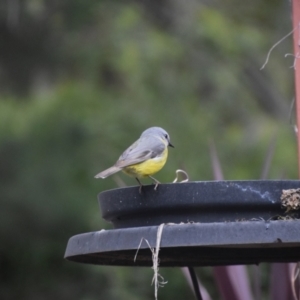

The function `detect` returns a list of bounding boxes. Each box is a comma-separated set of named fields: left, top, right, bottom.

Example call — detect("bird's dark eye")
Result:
left=164, top=134, right=168, bottom=139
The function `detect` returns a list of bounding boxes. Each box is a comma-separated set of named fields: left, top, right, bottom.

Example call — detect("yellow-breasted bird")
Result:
left=95, top=127, right=174, bottom=193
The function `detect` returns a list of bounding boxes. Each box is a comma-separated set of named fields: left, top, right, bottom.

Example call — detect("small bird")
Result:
left=95, top=127, right=174, bottom=193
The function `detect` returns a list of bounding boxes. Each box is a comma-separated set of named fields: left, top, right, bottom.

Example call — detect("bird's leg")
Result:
left=136, top=178, right=143, bottom=194
left=149, top=176, right=160, bottom=190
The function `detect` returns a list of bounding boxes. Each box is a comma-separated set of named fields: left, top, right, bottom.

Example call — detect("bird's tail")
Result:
left=94, top=166, right=122, bottom=179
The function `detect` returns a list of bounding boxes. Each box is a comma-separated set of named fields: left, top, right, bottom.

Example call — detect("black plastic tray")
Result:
left=65, top=181, right=300, bottom=267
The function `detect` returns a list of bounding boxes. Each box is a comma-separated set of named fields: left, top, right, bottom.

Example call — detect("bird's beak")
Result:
left=169, top=142, right=174, bottom=148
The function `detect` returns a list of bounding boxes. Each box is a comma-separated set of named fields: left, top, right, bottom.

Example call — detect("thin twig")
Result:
left=134, top=224, right=167, bottom=300
left=152, top=224, right=167, bottom=300
left=260, top=26, right=298, bottom=70
left=285, top=53, right=300, bottom=69
left=291, top=262, right=300, bottom=300
left=173, top=169, right=189, bottom=183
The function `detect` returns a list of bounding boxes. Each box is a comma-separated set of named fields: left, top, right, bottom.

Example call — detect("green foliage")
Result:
left=0, top=0, right=298, bottom=299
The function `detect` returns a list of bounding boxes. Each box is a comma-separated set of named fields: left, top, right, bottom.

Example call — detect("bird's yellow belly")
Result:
left=123, top=149, right=168, bottom=178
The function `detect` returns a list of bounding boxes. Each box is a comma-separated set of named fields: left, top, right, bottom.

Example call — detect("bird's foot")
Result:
left=136, top=178, right=143, bottom=195
left=139, top=185, right=143, bottom=194
left=149, top=176, right=160, bottom=191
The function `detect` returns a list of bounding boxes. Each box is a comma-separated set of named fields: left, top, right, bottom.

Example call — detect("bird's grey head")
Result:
left=141, top=127, right=174, bottom=148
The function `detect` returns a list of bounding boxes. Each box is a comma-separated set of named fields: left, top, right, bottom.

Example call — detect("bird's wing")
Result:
left=115, top=136, right=165, bottom=168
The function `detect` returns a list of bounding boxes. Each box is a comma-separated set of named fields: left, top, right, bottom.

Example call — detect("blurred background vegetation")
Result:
left=0, top=0, right=298, bottom=299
